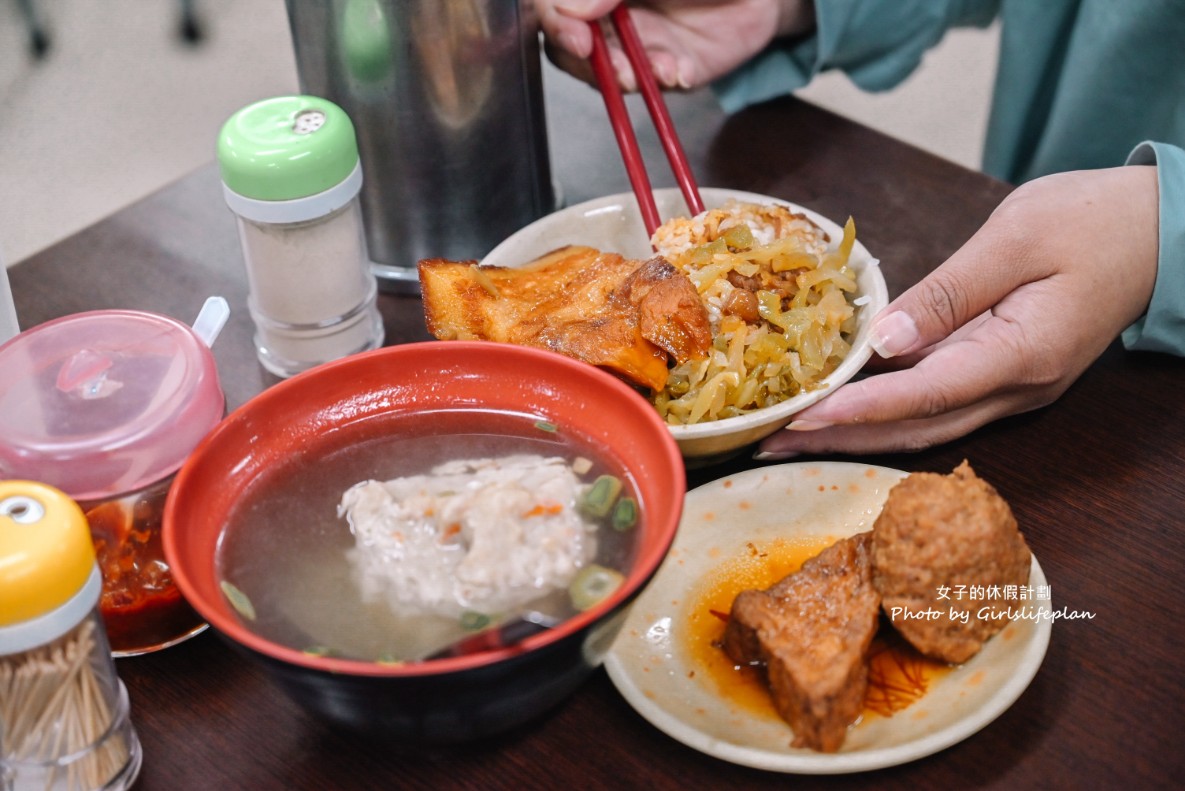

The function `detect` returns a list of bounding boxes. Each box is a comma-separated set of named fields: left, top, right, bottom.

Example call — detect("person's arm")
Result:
left=714, top=0, right=1000, bottom=112
left=755, top=162, right=1161, bottom=458
left=1121, top=142, right=1185, bottom=356
left=535, top=1, right=999, bottom=107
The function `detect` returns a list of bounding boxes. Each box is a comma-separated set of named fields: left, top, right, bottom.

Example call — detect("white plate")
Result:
left=604, top=462, right=1052, bottom=774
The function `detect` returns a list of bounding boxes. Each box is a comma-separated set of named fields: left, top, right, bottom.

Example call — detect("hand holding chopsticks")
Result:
left=587, top=6, right=704, bottom=238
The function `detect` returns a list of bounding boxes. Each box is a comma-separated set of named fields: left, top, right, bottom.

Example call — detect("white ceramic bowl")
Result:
left=482, top=188, right=889, bottom=463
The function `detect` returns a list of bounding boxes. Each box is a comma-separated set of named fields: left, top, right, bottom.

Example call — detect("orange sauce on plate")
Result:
left=682, top=535, right=951, bottom=724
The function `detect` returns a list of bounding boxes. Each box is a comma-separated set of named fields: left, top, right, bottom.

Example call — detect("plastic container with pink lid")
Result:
left=0, top=299, right=228, bottom=656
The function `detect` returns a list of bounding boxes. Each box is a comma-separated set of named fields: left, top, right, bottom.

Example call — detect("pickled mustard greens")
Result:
left=650, top=201, right=861, bottom=424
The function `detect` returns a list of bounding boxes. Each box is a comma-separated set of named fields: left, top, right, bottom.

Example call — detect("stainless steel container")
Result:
left=284, top=0, right=556, bottom=292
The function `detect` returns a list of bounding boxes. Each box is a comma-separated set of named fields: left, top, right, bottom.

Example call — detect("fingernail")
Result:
left=753, top=450, right=797, bottom=461
left=556, top=1, right=599, bottom=13
left=558, top=31, right=586, bottom=57
left=786, top=419, right=832, bottom=431
left=675, top=58, right=694, bottom=89
left=606, top=49, right=635, bottom=90
left=617, top=62, right=637, bottom=92
left=654, top=60, right=678, bottom=88
left=869, top=311, right=919, bottom=358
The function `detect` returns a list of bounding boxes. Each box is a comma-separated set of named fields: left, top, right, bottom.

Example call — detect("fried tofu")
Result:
left=722, top=532, right=881, bottom=752
left=418, top=246, right=711, bottom=391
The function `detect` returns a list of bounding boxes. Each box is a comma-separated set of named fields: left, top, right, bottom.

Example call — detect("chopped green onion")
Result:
left=581, top=474, right=623, bottom=518
left=220, top=580, right=256, bottom=621
left=534, top=420, right=558, bottom=433
left=460, top=610, right=491, bottom=631
left=303, top=645, right=334, bottom=657
left=569, top=564, right=625, bottom=611
left=611, top=497, right=638, bottom=531
left=375, top=653, right=403, bottom=667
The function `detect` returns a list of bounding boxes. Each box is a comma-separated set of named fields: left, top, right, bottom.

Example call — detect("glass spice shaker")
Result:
left=0, top=308, right=226, bottom=656
left=217, top=95, right=384, bottom=378
left=0, top=480, right=143, bottom=791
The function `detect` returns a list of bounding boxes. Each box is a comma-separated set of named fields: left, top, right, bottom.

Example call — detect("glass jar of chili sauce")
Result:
left=0, top=308, right=225, bottom=656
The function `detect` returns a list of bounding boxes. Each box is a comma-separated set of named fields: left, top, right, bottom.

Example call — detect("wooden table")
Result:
left=9, top=72, right=1184, bottom=790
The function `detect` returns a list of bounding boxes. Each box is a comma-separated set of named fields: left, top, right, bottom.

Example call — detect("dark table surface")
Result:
left=9, top=70, right=1185, bottom=790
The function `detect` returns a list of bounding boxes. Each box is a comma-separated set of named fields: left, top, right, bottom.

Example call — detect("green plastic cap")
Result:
left=217, top=95, right=360, bottom=202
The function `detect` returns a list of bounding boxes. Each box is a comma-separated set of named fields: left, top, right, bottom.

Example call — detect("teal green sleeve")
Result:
left=1121, top=142, right=1185, bottom=356
left=713, top=0, right=999, bottom=113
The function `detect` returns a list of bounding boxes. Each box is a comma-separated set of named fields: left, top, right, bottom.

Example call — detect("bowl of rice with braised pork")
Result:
left=479, top=188, right=888, bottom=463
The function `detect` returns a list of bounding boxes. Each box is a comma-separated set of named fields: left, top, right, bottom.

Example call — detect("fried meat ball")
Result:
left=872, top=461, right=1031, bottom=664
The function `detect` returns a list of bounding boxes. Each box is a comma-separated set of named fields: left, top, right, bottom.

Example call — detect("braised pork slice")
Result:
left=722, top=532, right=880, bottom=753
left=872, top=461, right=1031, bottom=664
left=418, top=245, right=711, bottom=391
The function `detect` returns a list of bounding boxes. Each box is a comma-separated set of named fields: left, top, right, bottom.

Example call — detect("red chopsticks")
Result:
left=587, top=6, right=705, bottom=238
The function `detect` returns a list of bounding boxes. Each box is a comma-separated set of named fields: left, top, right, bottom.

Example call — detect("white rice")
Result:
left=338, top=454, right=596, bottom=618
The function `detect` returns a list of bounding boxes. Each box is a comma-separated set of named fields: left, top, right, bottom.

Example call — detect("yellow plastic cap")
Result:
left=0, top=480, right=96, bottom=626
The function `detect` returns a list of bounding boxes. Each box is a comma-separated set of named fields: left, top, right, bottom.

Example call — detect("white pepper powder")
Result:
left=234, top=198, right=382, bottom=372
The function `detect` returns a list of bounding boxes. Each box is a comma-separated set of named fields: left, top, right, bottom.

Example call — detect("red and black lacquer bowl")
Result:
left=163, top=341, right=685, bottom=743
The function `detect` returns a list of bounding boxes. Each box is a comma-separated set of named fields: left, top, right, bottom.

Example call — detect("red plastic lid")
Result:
left=0, top=310, right=225, bottom=501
